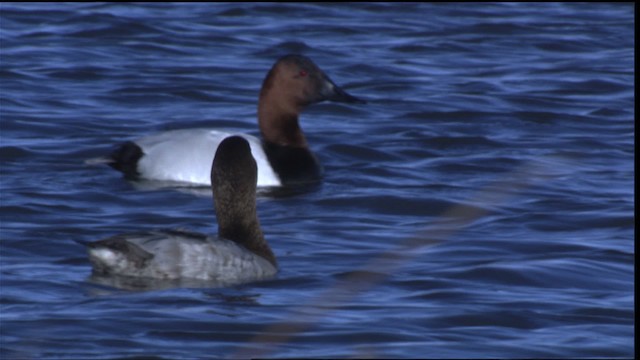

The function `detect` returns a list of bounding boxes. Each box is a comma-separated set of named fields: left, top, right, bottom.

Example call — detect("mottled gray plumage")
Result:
left=84, top=136, right=277, bottom=285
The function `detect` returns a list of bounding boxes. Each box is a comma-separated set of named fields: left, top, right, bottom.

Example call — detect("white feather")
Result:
left=135, top=129, right=281, bottom=187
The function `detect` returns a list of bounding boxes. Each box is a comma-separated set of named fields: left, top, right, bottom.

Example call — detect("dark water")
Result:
left=0, top=2, right=634, bottom=359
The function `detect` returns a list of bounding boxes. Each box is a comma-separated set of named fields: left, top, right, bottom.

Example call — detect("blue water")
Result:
left=0, top=2, right=634, bottom=359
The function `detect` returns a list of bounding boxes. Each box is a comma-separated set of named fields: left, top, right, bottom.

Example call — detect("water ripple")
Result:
left=0, top=2, right=633, bottom=359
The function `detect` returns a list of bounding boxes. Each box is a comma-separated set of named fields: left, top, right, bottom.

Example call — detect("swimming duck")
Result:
left=105, top=54, right=365, bottom=187
left=84, top=136, right=277, bottom=285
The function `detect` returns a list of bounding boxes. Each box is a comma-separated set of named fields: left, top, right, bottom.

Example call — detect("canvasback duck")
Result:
left=104, top=54, right=365, bottom=187
left=84, top=136, right=277, bottom=284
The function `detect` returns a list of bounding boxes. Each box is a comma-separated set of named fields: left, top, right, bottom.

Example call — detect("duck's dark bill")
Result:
left=329, top=84, right=367, bottom=104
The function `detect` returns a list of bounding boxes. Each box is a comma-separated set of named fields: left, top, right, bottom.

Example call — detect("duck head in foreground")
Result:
left=84, top=136, right=277, bottom=288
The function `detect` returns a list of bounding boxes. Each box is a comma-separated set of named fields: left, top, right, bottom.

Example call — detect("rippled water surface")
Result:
left=0, top=3, right=634, bottom=359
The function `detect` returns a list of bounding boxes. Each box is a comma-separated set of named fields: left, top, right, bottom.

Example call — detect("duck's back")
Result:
left=87, top=229, right=277, bottom=284
left=132, top=129, right=280, bottom=186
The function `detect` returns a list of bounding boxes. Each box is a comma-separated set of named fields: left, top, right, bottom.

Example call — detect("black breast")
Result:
left=262, top=141, right=323, bottom=185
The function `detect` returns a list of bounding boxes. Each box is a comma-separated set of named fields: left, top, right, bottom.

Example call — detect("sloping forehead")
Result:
left=275, top=54, right=320, bottom=71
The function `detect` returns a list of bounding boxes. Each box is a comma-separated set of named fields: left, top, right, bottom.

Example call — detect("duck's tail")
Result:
left=84, top=141, right=143, bottom=179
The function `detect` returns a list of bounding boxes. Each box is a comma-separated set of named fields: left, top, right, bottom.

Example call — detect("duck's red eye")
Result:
left=299, top=70, right=308, bottom=77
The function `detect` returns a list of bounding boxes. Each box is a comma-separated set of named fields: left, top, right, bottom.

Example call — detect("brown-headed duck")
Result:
left=103, top=54, right=365, bottom=187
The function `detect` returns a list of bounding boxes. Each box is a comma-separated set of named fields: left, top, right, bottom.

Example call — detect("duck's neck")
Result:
left=258, top=94, right=307, bottom=148
left=214, top=191, right=277, bottom=267
left=218, top=219, right=277, bottom=268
